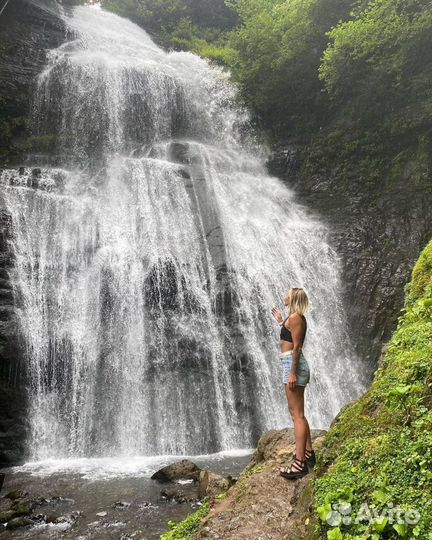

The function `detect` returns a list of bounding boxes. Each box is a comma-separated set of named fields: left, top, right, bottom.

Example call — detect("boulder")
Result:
left=4, top=489, right=29, bottom=500
left=0, top=510, right=16, bottom=523
left=112, top=501, right=131, bottom=509
left=160, top=489, right=195, bottom=504
left=198, top=470, right=231, bottom=499
left=53, top=511, right=81, bottom=524
left=248, top=428, right=326, bottom=468
left=151, top=459, right=201, bottom=483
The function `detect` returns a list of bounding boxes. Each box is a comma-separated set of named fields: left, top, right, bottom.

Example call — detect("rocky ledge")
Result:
left=164, top=428, right=326, bottom=540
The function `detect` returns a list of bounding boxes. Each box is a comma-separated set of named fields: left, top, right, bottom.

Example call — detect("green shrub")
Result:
left=160, top=501, right=211, bottom=540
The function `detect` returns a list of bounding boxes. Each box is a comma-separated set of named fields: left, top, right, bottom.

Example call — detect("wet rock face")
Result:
left=267, top=145, right=432, bottom=375
left=0, top=0, right=67, bottom=164
left=0, top=0, right=68, bottom=467
left=0, top=203, right=29, bottom=467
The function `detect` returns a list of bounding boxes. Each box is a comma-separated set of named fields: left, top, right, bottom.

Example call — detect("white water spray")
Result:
left=0, top=6, right=366, bottom=460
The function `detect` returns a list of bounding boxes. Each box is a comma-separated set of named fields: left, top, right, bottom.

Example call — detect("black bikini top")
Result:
left=280, top=315, right=307, bottom=344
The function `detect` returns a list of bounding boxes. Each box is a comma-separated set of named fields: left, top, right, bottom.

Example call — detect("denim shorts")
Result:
left=280, top=351, right=310, bottom=387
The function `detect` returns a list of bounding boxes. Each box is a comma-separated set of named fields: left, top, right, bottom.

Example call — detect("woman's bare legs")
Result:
left=285, top=384, right=312, bottom=459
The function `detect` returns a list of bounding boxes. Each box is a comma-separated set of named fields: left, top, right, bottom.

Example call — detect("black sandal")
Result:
left=292, top=448, right=316, bottom=470
left=280, top=456, right=308, bottom=480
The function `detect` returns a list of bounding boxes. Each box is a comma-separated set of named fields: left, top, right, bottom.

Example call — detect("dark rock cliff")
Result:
left=0, top=200, right=29, bottom=467
left=0, top=0, right=67, bottom=467
left=267, top=139, right=432, bottom=376
left=0, top=0, right=67, bottom=165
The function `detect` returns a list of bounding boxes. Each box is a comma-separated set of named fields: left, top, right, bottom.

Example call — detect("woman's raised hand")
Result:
left=271, top=306, right=283, bottom=324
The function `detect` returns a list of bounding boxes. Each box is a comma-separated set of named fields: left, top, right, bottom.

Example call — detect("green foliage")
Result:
left=160, top=501, right=210, bottom=540
left=314, top=241, right=432, bottom=540
left=407, top=243, right=432, bottom=305
left=101, top=0, right=149, bottom=25
left=226, top=0, right=355, bottom=137
left=101, top=0, right=238, bottom=52
left=166, top=17, right=235, bottom=61
left=319, top=0, right=432, bottom=125
left=99, top=0, right=432, bottom=145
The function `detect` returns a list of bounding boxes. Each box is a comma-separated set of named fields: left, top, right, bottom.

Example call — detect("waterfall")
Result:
left=0, top=6, right=365, bottom=460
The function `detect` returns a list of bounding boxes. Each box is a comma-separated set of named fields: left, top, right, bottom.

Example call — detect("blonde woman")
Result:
left=271, top=287, right=315, bottom=479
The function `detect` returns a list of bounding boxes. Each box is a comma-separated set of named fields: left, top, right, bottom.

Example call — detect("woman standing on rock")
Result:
left=271, top=287, right=315, bottom=479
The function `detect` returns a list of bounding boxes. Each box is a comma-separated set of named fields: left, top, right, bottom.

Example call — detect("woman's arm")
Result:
left=287, top=314, right=304, bottom=390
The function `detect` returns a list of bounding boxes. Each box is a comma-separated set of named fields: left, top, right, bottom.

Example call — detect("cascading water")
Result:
left=0, top=6, right=366, bottom=461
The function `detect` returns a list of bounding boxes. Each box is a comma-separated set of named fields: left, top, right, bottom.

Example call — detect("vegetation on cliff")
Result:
left=100, top=0, right=432, bottom=140
left=101, top=0, right=238, bottom=59
left=314, top=240, right=432, bottom=540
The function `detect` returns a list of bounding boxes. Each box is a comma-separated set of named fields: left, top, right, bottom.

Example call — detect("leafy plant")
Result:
left=160, top=500, right=211, bottom=540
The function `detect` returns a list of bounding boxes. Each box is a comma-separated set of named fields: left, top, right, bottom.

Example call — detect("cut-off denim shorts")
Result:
left=280, top=350, right=310, bottom=387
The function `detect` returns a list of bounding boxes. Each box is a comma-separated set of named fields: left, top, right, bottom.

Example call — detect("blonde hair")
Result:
left=287, top=288, right=309, bottom=316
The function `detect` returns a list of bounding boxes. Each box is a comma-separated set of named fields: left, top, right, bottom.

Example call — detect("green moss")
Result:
left=314, top=241, right=432, bottom=540
left=406, top=243, right=432, bottom=305
left=160, top=501, right=211, bottom=540
left=233, top=463, right=264, bottom=502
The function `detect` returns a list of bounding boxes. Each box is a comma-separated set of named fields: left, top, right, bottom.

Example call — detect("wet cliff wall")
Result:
left=0, top=0, right=67, bottom=467
left=268, top=133, right=432, bottom=376
left=0, top=0, right=67, bottom=165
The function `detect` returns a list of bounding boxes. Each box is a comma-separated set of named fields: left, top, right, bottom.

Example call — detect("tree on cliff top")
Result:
left=319, top=0, right=432, bottom=128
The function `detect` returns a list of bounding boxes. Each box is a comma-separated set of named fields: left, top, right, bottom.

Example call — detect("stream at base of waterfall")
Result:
left=0, top=450, right=252, bottom=539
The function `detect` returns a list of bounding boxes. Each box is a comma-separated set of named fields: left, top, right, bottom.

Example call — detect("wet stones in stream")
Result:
left=0, top=490, right=35, bottom=529
left=0, top=488, right=79, bottom=531
left=160, top=489, right=196, bottom=504
left=152, top=459, right=235, bottom=504
left=152, top=459, right=202, bottom=505
left=0, top=455, right=249, bottom=538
